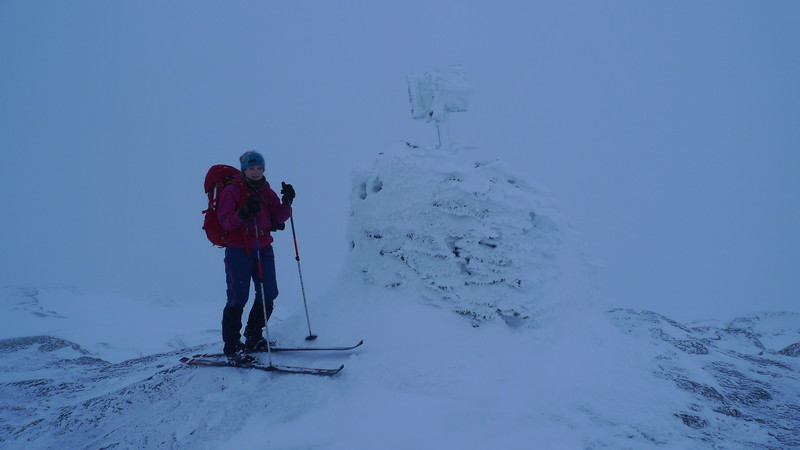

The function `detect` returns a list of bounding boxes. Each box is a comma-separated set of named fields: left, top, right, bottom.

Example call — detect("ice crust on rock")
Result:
left=346, top=143, right=595, bottom=327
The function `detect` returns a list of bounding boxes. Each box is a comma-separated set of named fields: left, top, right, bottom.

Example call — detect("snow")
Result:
left=0, top=287, right=219, bottom=363
left=345, top=143, right=598, bottom=328
left=2, top=144, right=798, bottom=449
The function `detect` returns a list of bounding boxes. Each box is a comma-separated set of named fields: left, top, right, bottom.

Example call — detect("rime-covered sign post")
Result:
left=407, top=66, right=473, bottom=149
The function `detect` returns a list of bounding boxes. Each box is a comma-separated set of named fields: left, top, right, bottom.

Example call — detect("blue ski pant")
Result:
left=224, top=246, right=278, bottom=330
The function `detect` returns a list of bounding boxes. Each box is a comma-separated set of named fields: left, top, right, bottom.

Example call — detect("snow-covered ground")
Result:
left=2, top=145, right=798, bottom=449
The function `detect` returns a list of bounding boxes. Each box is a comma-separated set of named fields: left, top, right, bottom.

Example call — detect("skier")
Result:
left=217, top=150, right=295, bottom=364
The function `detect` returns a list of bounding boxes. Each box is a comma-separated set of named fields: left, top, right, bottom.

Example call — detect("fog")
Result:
left=1, top=1, right=797, bottom=322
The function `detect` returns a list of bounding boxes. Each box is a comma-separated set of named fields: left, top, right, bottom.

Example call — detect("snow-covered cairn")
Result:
left=346, top=144, right=593, bottom=328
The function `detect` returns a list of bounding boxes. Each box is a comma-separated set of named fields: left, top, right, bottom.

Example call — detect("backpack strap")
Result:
left=223, top=178, right=248, bottom=205
left=224, top=179, right=251, bottom=253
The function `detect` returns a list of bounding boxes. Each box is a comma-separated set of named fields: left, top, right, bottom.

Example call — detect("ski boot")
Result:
left=244, top=326, right=275, bottom=351
left=225, top=343, right=256, bottom=366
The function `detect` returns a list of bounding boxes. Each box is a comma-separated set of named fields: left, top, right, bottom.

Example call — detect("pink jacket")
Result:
left=217, top=175, right=292, bottom=248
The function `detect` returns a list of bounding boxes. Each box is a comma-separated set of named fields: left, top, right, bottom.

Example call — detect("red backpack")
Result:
left=202, top=165, right=248, bottom=247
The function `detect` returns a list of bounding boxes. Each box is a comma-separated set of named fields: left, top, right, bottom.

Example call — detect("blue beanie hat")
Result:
left=239, top=151, right=265, bottom=171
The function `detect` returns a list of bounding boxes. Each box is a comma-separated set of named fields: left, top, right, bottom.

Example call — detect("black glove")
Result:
left=238, top=193, right=261, bottom=220
left=281, top=182, right=295, bottom=206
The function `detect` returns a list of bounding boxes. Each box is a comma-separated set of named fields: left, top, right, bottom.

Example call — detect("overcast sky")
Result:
left=1, top=1, right=798, bottom=322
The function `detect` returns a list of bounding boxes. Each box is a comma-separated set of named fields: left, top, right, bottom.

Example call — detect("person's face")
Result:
left=244, top=166, right=264, bottom=181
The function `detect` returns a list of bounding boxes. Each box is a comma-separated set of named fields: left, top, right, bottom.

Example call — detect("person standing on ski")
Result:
left=216, top=150, right=295, bottom=364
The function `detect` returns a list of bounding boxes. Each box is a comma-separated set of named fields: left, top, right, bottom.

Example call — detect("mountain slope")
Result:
left=1, top=145, right=798, bottom=449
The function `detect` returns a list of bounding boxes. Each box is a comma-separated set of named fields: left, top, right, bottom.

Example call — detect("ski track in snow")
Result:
left=2, top=146, right=798, bottom=449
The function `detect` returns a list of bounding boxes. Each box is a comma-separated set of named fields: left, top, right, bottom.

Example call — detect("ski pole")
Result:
left=289, top=214, right=317, bottom=341
left=253, top=217, right=274, bottom=366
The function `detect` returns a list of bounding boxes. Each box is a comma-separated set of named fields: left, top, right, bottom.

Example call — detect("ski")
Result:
left=193, top=340, right=364, bottom=358
left=180, top=356, right=344, bottom=376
